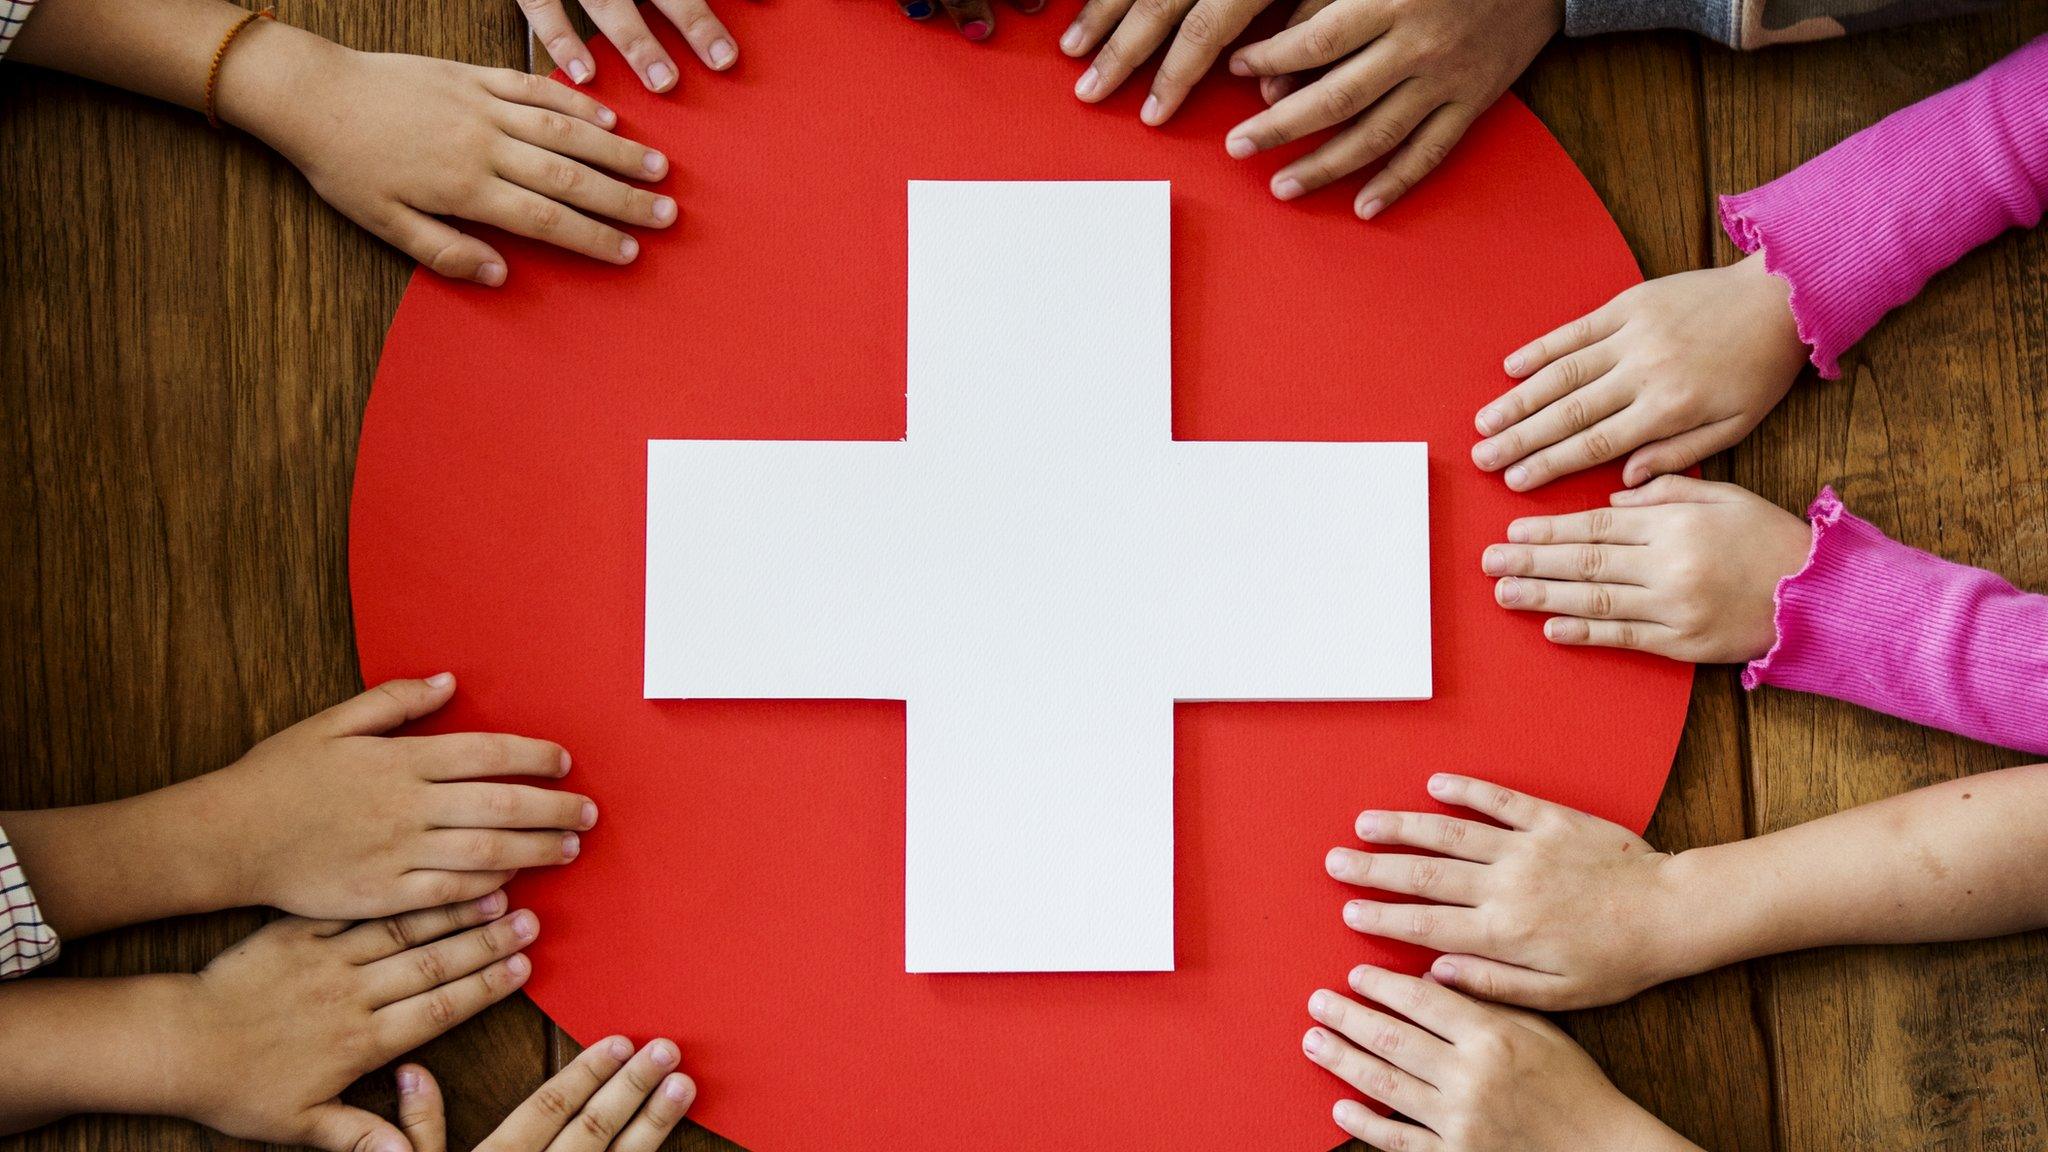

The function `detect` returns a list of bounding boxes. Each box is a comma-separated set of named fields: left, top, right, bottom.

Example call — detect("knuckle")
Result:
left=465, top=830, right=506, bottom=869
left=578, top=1108, right=620, bottom=1142
left=1580, top=428, right=1616, bottom=464
left=486, top=787, right=521, bottom=822
left=1586, top=508, right=1615, bottom=537
left=1303, top=21, right=1344, bottom=60
left=426, top=872, right=466, bottom=907
left=1573, top=545, right=1605, bottom=580
left=1177, top=3, right=1220, bottom=47
left=414, top=946, right=450, bottom=986
left=1354, top=118, right=1405, bottom=161
left=535, top=110, right=575, bottom=142
left=1364, top=1065, right=1400, bottom=1098
left=1489, top=785, right=1519, bottom=814
left=381, top=915, right=415, bottom=951
left=1316, top=78, right=1365, bottom=122
left=423, top=239, right=472, bottom=278
left=1557, top=393, right=1589, bottom=428
left=544, top=159, right=585, bottom=197
left=1432, top=817, right=1469, bottom=851
left=1585, top=584, right=1616, bottom=618
left=1408, top=858, right=1442, bottom=894
left=1406, top=906, right=1438, bottom=942
left=1370, top=1023, right=1403, bottom=1056
left=531, top=1085, right=575, bottom=1120
left=425, top=990, right=460, bottom=1027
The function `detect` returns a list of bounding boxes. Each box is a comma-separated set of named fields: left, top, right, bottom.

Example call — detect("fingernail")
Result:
left=567, top=59, right=592, bottom=84
left=1427, top=773, right=1453, bottom=797
left=1476, top=407, right=1501, bottom=434
left=905, top=0, right=934, bottom=17
left=1356, top=198, right=1384, bottom=220
left=1060, top=21, right=1085, bottom=53
left=1544, top=618, right=1564, bottom=640
left=1323, top=848, right=1347, bottom=876
left=596, top=105, right=617, bottom=128
left=1309, top=990, right=1333, bottom=1019
left=1474, top=442, right=1498, bottom=468
left=475, top=263, right=505, bottom=287
left=427, top=671, right=455, bottom=689
left=507, top=953, right=531, bottom=977
left=581, top=801, right=599, bottom=828
left=1497, top=577, right=1520, bottom=604
left=511, top=910, right=538, bottom=939
left=1141, top=95, right=1162, bottom=125
left=1355, top=812, right=1381, bottom=839
left=1273, top=176, right=1304, bottom=201
left=1504, top=352, right=1525, bottom=375
left=643, top=150, right=668, bottom=176
left=1343, top=901, right=1367, bottom=928
left=607, top=1036, right=633, bottom=1059
left=647, top=61, right=675, bottom=91
left=1225, top=134, right=1256, bottom=159
left=653, top=197, right=677, bottom=224
left=478, top=890, right=507, bottom=916
left=961, top=18, right=992, bottom=40
left=1481, top=546, right=1504, bottom=574
left=1433, top=957, right=1458, bottom=981
left=619, top=236, right=640, bottom=262
left=397, top=1068, right=420, bottom=1094
left=1303, top=1029, right=1324, bottom=1054
left=1334, top=1100, right=1365, bottom=1125
left=709, top=39, right=737, bottom=69
left=664, top=1073, right=693, bottom=1101
left=562, top=832, right=581, bottom=860
left=1074, top=67, right=1100, bottom=100
left=1349, top=964, right=1372, bottom=988
left=1507, top=521, right=1532, bottom=543
left=559, top=749, right=572, bottom=776
left=1505, top=464, right=1529, bottom=490
left=1228, top=56, right=1250, bottom=76
left=651, top=1039, right=679, bottom=1067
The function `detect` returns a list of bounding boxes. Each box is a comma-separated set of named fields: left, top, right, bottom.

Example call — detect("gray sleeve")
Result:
left=1563, top=0, right=1741, bottom=45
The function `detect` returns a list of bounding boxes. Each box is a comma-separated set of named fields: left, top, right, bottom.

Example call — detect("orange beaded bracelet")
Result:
left=203, top=7, right=273, bottom=129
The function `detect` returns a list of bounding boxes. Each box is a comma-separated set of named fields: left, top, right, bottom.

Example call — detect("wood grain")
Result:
left=4, top=3, right=2046, bottom=1150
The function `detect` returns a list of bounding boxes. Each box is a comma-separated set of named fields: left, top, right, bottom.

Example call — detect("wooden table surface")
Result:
left=5, top=4, right=2046, bottom=1150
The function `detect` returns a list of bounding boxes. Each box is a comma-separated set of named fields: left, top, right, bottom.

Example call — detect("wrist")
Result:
left=1642, top=846, right=1763, bottom=982
left=211, top=19, right=352, bottom=158
left=1731, top=251, right=1810, bottom=374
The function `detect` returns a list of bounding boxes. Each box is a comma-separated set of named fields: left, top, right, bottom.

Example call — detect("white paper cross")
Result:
left=646, top=182, right=1431, bottom=972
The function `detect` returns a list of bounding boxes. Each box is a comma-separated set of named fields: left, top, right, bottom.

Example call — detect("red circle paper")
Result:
left=352, top=7, right=1690, bottom=1151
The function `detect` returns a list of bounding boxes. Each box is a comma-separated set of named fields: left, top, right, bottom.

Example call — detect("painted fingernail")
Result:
left=511, top=910, right=538, bottom=939
left=664, top=1073, right=693, bottom=1101
left=1474, top=441, right=1498, bottom=468
left=507, top=953, right=532, bottom=977
left=1356, top=812, right=1382, bottom=839
left=650, top=1039, right=680, bottom=1067
left=1273, top=177, right=1304, bottom=201
left=1432, top=957, right=1458, bottom=981
left=1505, top=464, right=1529, bottom=490
left=1476, top=407, right=1501, bottom=434
left=1357, top=198, right=1384, bottom=220
left=1060, top=21, right=1085, bottom=53
left=647, top=61, right=675, bottom=91
left=1302, top=1029, right=1324, bottom=1054
left=904, top=0, right=935, bottom=17
left=709, top=39, right=737, bottom=69
left=567, top=58, right=593, bottom=84
left=1141, top=95, right=1163, bottom=125
left=479, top=890, right=508, bottom=916
left=1309, top=990, right=1333, bottom=1018
left=1225, top=134, right=1256, bottom=160
left=562, top=832, right=581, bottom=859
left=1504, top=352, right=1525, bottom=375
left=475, top=263, right=505, bottom=287
left=653, top=197, right=677, bottom=224
left=1074, top=67, right=1100, bottom=100
left=607, top=1035, right=634, bottom=1059
left=581, top=801, right=599, bottom=828
left=962, top=18, right=992, bottom=40
left=397, top=1068, right=420, bottom=1094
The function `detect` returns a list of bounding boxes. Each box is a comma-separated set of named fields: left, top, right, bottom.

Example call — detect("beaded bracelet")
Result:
left=204, top=7, right=273, bottom=129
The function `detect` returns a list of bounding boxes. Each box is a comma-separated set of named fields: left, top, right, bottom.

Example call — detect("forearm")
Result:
left=0, top=974, right=205, bottom=1134
left=1665, top=763, right=2048, bottom=971
left=1, top=781, right=238, bottom=940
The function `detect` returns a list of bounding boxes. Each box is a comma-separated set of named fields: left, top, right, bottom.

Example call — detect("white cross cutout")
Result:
left=646, top=182, right=1431, bottom=973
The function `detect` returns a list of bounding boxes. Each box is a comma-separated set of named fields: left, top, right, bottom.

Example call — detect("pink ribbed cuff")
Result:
left=1746, top=488, right=2048, bottom=756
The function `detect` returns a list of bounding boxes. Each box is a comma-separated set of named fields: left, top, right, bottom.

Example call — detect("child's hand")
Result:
left=1221, top=0, right=1562, bottom=217
left=394, top=1035, right=695, bottom=1152
left=187, top=674, right=593, bottom=920
left=226, top=39, right=675, bottom=286
left=899, top=0, right=1046, bottom=42
left=175, top=896, right=537, bottom=1151
left=1331, top=773, right=1703, bottom=1011
left=520, top=0, right=738, bottom=91
left=1303, top=964, right=1700, bottom=1152
left=1062, top=0, right=1276, bottom=124
left=1482, top=476, right=1811, bottom=663
left=1474, top=253, right=1809, bottom=491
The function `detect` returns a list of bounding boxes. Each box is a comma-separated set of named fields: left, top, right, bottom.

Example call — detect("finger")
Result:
left=1609, top=473, right=1735, bottom=507
left=1542, top=614, right=1681, bottom=655
left=581, top=0, right=680, bottom=91
left=1325, top=848, right=1483, bottom=905
left=1258, top=73, right=1294, bottom=104
left=1003, top=0, right=1048, bottom=11
left=436, top=783, right=597, bottom=831
left=1351, top=100, right=1482, bottom=218
left=369, top=206, right=509, bottom=287
left=1503, top=406, right=1660, bottom=492
left=1348, top=962, right=1496, bottom=1042
left=1061, top=0, right=1138, bottom=57
left=1493, top=576, right=1651, bottom=622
left=1145, top=0, right=1263, bottom=125
left=1309, top=987, right=1456, bottom=1086
left=1499, top=298, right=1625, bottom=383
left=301, top=1101, right=408, bottom=1152
left=396, top=1065, right=448, bottom=1152
left=1227, top=1, right=1389, bottom=78
left=476, top=181, right=641, bottom=265
left=1074, top=0, right=1189, bottom=104
left=402, top=731, right=571, bottom=781
left=1622, top=417, right=1747, bottom=488
left=1342, top=898, right=1489, bottom=953
left=1470, top=348, right=1624, bottom=470
left=613, top=1073, right=697, bottom=1152
left=649, top=0, right=739, bottom=70
left=1224, top=38, right=1404, bottom=164
left=312, top=675, right=457, bottom=738
left=338, top=892, right=508, bottom=963
left=1268, top=77, right=1439, bottom=198
left=939, top=0, right=997, bottom=40
left=1353, top=808, right=1510, bottom=863
left=500, top=104, right=668, bottom=182
left=552, top=1039, right=683, bottom=1152
left=366, top=909, right=539, bottom=1005
left=899, top=0, right=938, bottom=18
left=1504, top=505, right=1655, bottom=546
left=514, top=0, right=598, bottom=86
left=1332, top=1099, right=1444, bottom=1152
left=482, top=65, right=620, bottom=129
left=1422, top=773, right=1558, bottom=832
left=1480, top=542, right=1648, bottom=586
left=419, top=827, right=582, bottom=872
left=496, top=141, right=677, bottom=230
left=1429, top=955, right=1578, bottom=1011
left=397, top=870, right=517, bottom=915
left=378, top=953, right=532, bottom=1053
left=1302, top=1027, right=1436, bottom=1119
left=490, top=1035, right=635, bottom=1148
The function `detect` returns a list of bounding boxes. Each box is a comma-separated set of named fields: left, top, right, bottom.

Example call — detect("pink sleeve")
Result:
left=1745, top=488, right=2048, bottom=756
left=1718, top=35, right=2048, bottom=379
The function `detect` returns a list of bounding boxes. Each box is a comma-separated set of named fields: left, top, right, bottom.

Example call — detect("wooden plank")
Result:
left=1702, top=4, right=2048, bottom=1149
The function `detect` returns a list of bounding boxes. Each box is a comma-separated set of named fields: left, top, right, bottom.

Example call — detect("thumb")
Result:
left=313, top=675, right=458, bottom=737
left=1428, top=954, right=1576, bottom=1012
left=302, top=1100, right=411, bottom=1152
left=1610, top=473, right=1733, bottom=509
left=1620, top=420, right=1740, bottom=489
left=396, top=1064, right=447, bottom=1152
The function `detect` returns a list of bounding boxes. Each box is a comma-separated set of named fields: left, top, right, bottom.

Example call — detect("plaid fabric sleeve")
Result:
left=1, top=0, right=38, bottom=62
left=0, top=826, right=60, bottom=978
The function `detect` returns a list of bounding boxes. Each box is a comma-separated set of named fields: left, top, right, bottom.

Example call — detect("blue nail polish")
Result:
left=903, top=0, right=935, bottom=17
